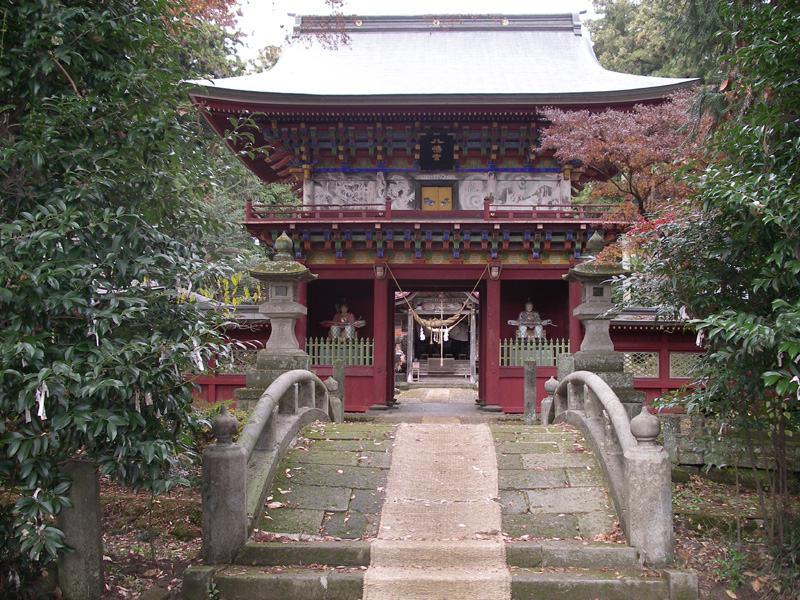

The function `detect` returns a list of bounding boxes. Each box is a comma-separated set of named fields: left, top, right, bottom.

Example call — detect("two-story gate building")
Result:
left=190, top=13, right=698, bottom=412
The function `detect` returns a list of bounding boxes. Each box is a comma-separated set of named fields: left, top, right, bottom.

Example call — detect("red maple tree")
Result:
left=540, top=89, right=705, bottom=217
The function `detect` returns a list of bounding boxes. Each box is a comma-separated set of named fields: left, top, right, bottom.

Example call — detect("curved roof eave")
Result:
left=189, top=81, right=698, bottom=112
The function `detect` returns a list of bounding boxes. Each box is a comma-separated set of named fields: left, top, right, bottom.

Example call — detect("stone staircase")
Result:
left=183, top=422, right=697, bottom=600
left=187, top=539, right=694, bottom=599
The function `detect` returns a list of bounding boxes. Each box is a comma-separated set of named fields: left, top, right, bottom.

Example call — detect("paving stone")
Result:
left=565, top=467, right=606, bottom=487
left=349, top=489, right=386, bottom=514
left=322, top=510, right=379, bottom=539
left=515, top=432, right=575, bottom=443
left=495, top=441, right=560, bottom=455
left=503, top=513, right=581, bottom=538
left=259, top=507, right=324, bottom=535
left=489, top=425, right=532, bottom=434
left=284, top=449, right=358, bottom=466
left=498, top=468, right=567, bottom=490
left=492, top=432, right=523, bottom=442
left=304, top=424, right=394, bottom=440
left=577, top=511, right=618, bottom=539
left=497, top=453, right=523, bottom=469
left=275, top=484, right=352, bottom=511
left=274, top=464, right=389, bottom=490
left=356, top=451, right=392, bottom=468
left=542, top=426, right=574, bottom=434
left=499, top=490, right=528, bottom=515
left=524, top=487, right=609, bottom=514
left=521, top=451, right=597, bottom=469
left=311, top=439, right=393, bottom=452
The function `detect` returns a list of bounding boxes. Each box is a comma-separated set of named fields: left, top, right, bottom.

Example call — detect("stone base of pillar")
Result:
left=243, top=354, right=311, bottom=392
left=57, top=460, right=103, bottom=600
left=573, top=351, right=624, bottom=373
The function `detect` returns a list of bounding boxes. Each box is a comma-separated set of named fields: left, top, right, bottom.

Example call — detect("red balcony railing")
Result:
left=245, top=198, right=626, bottom=226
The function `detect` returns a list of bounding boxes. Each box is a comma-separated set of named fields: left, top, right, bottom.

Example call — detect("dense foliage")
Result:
left=588, top=0, right=730, bottom=83
left=0, top=0, right=238, bottom=592
left=623, top=2, right=800, bottom=556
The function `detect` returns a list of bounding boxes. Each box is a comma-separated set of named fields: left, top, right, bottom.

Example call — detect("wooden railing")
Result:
left=247, top=200, right=390, bottom=221
left=500, top=337, right=570, bottom=367
left=245, top=199, right=624, bottom=224
left=306, top=337, right=374, bottom=366
left=486, top=203, right=620, bottom=222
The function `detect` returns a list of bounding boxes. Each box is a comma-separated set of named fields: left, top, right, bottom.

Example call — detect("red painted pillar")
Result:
left=568, top=280, right=582, bottom=353
left=372, top=276, right=390, bottom=407
left=485, top=277, right=502, bottom=408
left=479, top=291, right=487, bottom=403
left=296, top=281, right=307, bottom=350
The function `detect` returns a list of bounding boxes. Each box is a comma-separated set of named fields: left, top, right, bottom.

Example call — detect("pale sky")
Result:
left=236, top=0, right=598, bottom=60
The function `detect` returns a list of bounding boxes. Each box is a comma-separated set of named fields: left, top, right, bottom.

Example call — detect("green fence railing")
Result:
left=500, top=338, right=570, bottom=367
left=306, top=337, right=374, bottom=366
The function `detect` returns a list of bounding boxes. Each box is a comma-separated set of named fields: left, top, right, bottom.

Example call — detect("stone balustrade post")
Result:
left=567, top=380, right=583, bottom=411
left=624, top=406, right=674, bottom=566
left=279, top=384, right=298, bottom=414
left=523, top=360, right=537, bottom=425
left=540, top=376, right=559, bottom=425
left=202, top=407, right=247, bottom=564
left=254, top=405, right=278, bottom=452
left=584, top=386, right=602, bottom=419
left=333, top=359, right=346, bottom=410
left=324, top=377, right=344, bottom=423
left=298, top=380, right=315, bottom=408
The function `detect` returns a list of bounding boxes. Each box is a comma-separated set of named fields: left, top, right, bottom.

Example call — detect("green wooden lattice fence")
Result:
left=306, top=337, right=374, bottom=366
left=500, top=338, right=570, bottom=367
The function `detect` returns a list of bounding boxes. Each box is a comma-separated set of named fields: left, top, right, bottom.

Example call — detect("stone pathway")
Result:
left=493, top=424, right=618, bottom=540
left=255, top=420, right=622, bottom=598
left=396, top=387, right=478, bottom=404
left=258, top=423, right=394, bottom=539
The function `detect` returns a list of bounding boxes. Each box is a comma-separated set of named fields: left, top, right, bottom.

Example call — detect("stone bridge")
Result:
left=185, top=233, right=696, bottom=599
left=186, top=369, right=696, bottom=600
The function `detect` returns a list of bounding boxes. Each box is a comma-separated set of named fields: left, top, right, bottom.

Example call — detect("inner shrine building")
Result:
left=190, top=13, right=697, bottom=412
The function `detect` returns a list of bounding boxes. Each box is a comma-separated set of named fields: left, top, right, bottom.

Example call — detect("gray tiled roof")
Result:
left=192, top=14, right=695, bottom=107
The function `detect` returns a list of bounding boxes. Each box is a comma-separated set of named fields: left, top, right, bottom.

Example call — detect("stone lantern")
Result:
left=562, top=231, right=645, bottom=415
left=234, top=232, right=317, bottom=407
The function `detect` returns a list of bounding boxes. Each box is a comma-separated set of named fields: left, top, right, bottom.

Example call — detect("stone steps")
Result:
left=186, top=563, right=694, bottom=600
left=183, top=422, right=698, bottom=600
left=511, top=568, right=675, bottom=600
left=232, top=539, right=642, bottom=570
left=364, top=566, right=511, bottom=600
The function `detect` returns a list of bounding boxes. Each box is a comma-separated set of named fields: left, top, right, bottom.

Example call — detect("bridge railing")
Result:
left=200, top=370, right=342, bottom=564
left=541, top=370, right=673, bottom=567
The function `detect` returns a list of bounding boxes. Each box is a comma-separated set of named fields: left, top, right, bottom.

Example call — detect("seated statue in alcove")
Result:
left=507, top=299, right=554, bottom=340
left=321, top=302, right=366, bottom=340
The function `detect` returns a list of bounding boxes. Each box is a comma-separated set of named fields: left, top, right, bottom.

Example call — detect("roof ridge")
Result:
left=294, top=13, right=582, bottom=36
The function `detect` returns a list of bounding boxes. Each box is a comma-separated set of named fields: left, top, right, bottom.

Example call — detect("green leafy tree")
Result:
left=623, top=1, right=800, bottom=557
left=0, top=0, right=237, bottom=592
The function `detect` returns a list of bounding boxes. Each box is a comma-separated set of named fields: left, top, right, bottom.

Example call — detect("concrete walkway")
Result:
left=363, top=423, right=511, bottom=600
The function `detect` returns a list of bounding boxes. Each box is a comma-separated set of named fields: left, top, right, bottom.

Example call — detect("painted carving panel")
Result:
left=493, top=172, right=566, bottom=206
left=307, top=172, right=568, bottom=208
